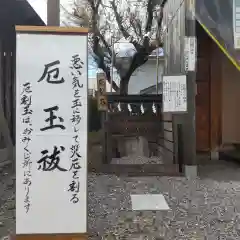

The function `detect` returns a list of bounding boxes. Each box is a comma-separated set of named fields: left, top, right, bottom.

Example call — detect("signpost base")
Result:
left=16, top=234, right=88, bottom=240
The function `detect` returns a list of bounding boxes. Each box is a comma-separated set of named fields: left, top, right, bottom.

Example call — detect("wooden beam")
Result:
left=16, top=234, right=88, bottom=240
left=107, top=94, right=163, bottom=103
left=15, top=26, right=88, bottom=34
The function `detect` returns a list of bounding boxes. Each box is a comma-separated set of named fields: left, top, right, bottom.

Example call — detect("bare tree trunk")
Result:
left=120, top=77, right=130, bottom=95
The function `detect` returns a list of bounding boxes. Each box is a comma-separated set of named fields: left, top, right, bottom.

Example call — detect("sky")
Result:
left=27, top=0, right=96, bottom=78
left=27, top=0, right=163, bottom=91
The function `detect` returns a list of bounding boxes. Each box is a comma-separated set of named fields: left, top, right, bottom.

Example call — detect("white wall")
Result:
left=128, top=58, right=164, bottom=94
left=88, top=58, right=164, bottom=94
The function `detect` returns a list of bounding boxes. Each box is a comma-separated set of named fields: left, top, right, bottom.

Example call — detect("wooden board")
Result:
left=196, top=23, right=222, bottom=152
left=196, top=24, right=211, bottom=151
left=196, top=82, right=210, bottom=151
left=15, top=26, right=88, bottom=34
left=210, top=40, right=222, bottom=149
left=15, top=25, right=88, bottom=238
left=16, top=234, right=87, bottom=240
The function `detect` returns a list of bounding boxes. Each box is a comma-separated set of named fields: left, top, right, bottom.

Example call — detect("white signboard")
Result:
left=16, top=30, right=88, bottom=234
left=184, top=37, right=196, bottom=72
left=163, top=75, right=187, bottom=112
left=233, top=0, right=240, bottom=49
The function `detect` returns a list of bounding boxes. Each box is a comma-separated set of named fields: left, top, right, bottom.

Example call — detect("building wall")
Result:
left=128, top=58, right=164, bottom=94
left=161, top=0, right=185, bottom=163
left=221, top=52, right=240, bottom=144
left=195, top=23, right=211, bottom=151
left=162, top=0, right=185, bottom=75
left=88, top=59, right=164, bottom=95
left=198, top=26, right=240, bottom=148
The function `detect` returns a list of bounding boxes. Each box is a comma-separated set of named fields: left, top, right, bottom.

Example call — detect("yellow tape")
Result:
left=198, top=21, right=240, bottom=71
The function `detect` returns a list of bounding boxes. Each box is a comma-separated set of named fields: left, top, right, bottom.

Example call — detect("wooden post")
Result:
left=182, top=0, right=197, bottom=175
left=47, top=0, right=60, bottom=26
left=96, top=73, right=108, bottom=163
left=97, top=72, right=108, bottom=111
left=0, top=38, right=15, bottom=169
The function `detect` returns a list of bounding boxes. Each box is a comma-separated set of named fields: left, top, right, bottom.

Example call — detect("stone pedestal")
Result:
left=184, top=165, right=198, bottom=179
left=125, top=136, right=149, bottom=157
left=117, top=136, right=149, bottom=157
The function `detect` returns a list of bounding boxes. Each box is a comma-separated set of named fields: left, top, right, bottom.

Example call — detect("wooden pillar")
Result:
left=182, top=0, right=197, bottom=174
left=47, top=0, right=60, bottom=26
left=0, top=35, right=14, bottom=168
left=5, top=51, right=12, bottom=135
left=210, top=40, right=222, bottom=152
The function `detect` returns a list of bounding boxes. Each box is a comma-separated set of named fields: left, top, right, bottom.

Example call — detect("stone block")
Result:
left=184, top=165, right=198, bottom=179
left=124, top=136, right=149, bottom=157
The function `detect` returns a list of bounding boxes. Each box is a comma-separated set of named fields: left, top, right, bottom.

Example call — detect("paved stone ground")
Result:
left=2, top=160, right=240, bottom=239
left=111, top=155, right=162, bottom=164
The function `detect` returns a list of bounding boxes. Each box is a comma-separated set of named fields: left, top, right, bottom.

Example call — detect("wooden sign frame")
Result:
left=15, top=25, right=89, bottom=240
left=97, top=72, right=108, bottom=111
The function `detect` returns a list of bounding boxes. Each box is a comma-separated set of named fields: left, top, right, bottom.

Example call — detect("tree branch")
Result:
left=96, top=0, right=101, bottom=9
left=110, top=0, right=130, bottom=39
left=129, top=15, right=143, bottom=40
left=92, top=36, right=119, bottom=92
left=135, top=19, right=143, bottom=39
left=97, top=31, right=112, bottom=57
left=145, top=0, right=154, bottom=34
left=85, top=0, right=165, bottom=94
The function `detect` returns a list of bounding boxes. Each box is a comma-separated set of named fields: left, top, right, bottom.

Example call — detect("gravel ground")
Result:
left=2, top=160, right=240, bottom=239
left=0, top=164, right=15, bottom=239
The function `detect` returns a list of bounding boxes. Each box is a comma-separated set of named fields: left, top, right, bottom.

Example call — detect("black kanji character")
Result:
left=21, top=94, right=32, bottom=106
left=22, top=106, right=33, bottom=116
left=99, top=98, right=107, bottom=106
left=22, top=159, right=32, bottom=168
left=37, top=146, right=67, bottom=172
left=68, top=180, right=80, bottom=192
left=70, top=144, right=81, bottom=158
left=72, top=76, right=83, bottom=88
left=40, top=105, right=65, bottom=131
left=70, top=161, right=81, bottom=170
left=72, top=98, right=82, bottom=108
left=21, top=82, right=32, bottom=94
left=38, top=60, right=65, bottom=84
left=71, top=54, right=84, bottom=70
left=71, top=114, right=81, bottom=125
